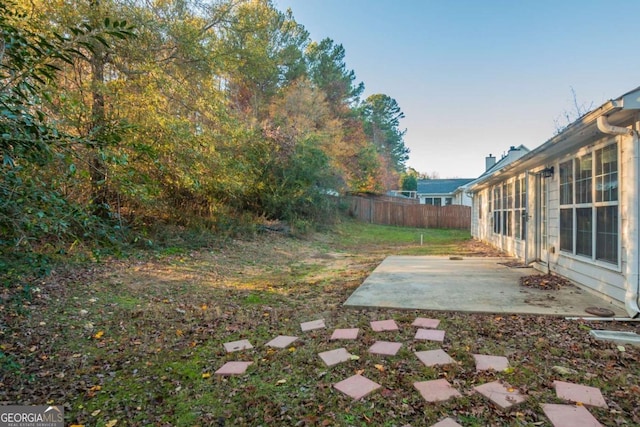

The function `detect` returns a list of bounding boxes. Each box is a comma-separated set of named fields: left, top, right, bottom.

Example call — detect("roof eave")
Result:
left=467, top=98, right=624, bottom=192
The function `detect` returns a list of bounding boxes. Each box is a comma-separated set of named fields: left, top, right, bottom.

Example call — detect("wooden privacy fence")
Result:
left=345, top=195, right=471, bottom=230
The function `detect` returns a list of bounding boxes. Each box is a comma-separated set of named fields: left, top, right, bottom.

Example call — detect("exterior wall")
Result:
left=471, top=133, right=632, bottom=308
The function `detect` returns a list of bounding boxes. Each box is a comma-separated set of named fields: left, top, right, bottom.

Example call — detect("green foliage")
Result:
left=400, top=171, right=418, bottom=191
left=0, top=0, right=409, bottom=283
left=361, top=94, right=409, bottom=172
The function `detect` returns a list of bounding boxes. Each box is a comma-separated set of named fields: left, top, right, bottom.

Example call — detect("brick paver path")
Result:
left=217, top=316, right=609, bottom=425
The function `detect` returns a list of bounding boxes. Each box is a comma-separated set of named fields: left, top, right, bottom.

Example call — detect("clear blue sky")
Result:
left=274, top=0, right=640, bottom=179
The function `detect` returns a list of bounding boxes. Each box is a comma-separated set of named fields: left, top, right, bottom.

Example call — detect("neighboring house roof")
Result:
left=467, top=85, right=640, bottom=193
left=417, top=178, right=475, bottom=195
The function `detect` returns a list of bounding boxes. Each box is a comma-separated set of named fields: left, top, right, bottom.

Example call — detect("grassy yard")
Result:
left=1, top=220, right=638, bottom=426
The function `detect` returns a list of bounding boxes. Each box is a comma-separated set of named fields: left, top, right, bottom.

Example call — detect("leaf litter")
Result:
left=0, top=230, right=638, bottom=425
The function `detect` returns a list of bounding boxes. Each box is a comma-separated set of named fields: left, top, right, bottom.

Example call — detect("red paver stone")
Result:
left=318, top=348, right=352, bottom=366
left=368, top=341, right=402, bottom=356
left=553, top=380, right=608, bottom=408
left=223, top=339, right=253, bottom=353
left=301, top=319, right=326, bottom=331
left=541, top=403, right=603, bottom=427
left=333, top=374, right=381, bottom=400
left=370, top=319, right=399, bottom=332
left=265, top=335, right=298, bottom=348
left=430, top=418, right=463, bottom=427
left=415, top=349, right=455, bottom=367
left=414, top=379, right=461, bottom=403
left=474, top=381, right=526, bottom=410
left=412, top=318, right=440, bottom=329
left=415, top=328, right=445, bottom=342
left=473, top=354, right=510, bottom=372
left=330, top=328, right=359, bottom=340
left=214, top=361, right=253, bottom=376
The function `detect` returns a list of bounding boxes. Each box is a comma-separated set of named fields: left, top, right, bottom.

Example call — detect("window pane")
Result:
left=596, top=143, right=618, bottom=202
left=559, top=160, right=573, bottom=205
left=560, top=208, right=573, bottom=252
left=502, top=183, right=508, bottom=209
left=596, top=206, right=618, bottom=264
left=494, top=211, right=501, bottom=234
left=502, top=211, right=508, bottom=236
left=575, top=154, right=592, bottom=204
left=434, top=198, right=442, bottom=206
left=515, top=179, right=521, bottom=208
left=576, top=208, right=592, bottom=256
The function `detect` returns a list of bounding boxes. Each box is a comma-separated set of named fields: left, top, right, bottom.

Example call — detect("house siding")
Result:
left=470, top=116, right=638, bottom=310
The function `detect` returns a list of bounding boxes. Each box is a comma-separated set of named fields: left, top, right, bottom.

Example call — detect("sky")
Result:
left=273, top=0, right=640, bottom=179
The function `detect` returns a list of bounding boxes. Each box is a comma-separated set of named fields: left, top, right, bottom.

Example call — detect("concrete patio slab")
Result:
left=415, top=349, right=455, bottom=367
left=370, top=319, right=399, bottom=332
left=265, top=335, right=298, bottom=348
left=414, top=379, right=461, bottom=403
left=344, top=256, right=625, bottom=315
left=330, top=328, right=359, bottom=340
left=333, top=374, right=381, bottom=400
left=541, top=403, right=603, bottom=427
left=368, top=341, right=402, bottom=356
left=215, top=361, right=253, bottom=376
left=301, top=319, right=326, bottom=331
left=412, top=317, right=440, bottom=328
left=415, top=329, right=445, bottom=342
left=473, top=354, right=510, bottom=372
left=318, top=348, right=352, bottom=367
left=553, top=380, right=608, bottom=408
left=223, top=339, right=253, bottom=353
left=474, top=380, right=526, bottom=410
left=430, top=418, right=463, bottom=427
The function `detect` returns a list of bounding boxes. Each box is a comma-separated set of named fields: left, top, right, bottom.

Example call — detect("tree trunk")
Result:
left=89, top=0, right=109, bottom=218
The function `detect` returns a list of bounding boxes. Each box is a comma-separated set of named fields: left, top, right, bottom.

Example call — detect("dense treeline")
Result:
left=0, top=0, right=408, bottom=276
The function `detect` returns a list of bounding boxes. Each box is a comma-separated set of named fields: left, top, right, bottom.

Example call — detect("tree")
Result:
left=305, top=38, right=364, bottom=115
left=360, top=94, right=409, bottom=173
left=222, top=0, right=309, bottom=120
left=400, top=169, right=418, bottom=192
left=553, top=86, right=594, bottom=134
left=0, top=0, right=132, bottom=277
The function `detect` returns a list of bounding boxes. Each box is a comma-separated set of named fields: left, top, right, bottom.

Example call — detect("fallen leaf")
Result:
left=202, top=373, right=211, bottom=379
left=93, top=330, right=104, bottom=339
left=91, top=410, right=101, bottom=417
left=349, top=355, right=360, bottom=360
left=70, top=425, right=85, bottom=427
left=617, top=345, right=626, bottom=352
left=356, top=369, right=364, bottom=375
left=176, top=329, right=183, bottom=337
left=276, top=379, right=287, bottom=385
left=374, top=364, right=385, bottom=372
left=288, top=347, right=296, bottom=352
left=200, top=304, right=208, bottom=310
left=105, top=420, right=118, bottom=427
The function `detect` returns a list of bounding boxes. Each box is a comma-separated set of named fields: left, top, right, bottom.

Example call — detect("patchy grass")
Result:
left=1, top=220, right=639, bottom=426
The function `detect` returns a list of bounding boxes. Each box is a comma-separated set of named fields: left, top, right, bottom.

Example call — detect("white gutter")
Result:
left=597, top=116, right=640, bottom=318
left=596, top=116, right=635, bottom=136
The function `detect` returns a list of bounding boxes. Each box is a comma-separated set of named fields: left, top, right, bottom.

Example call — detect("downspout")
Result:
left=524, top=170, right=531, bottom=264
left=596, top=116, right=639, bottom=317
